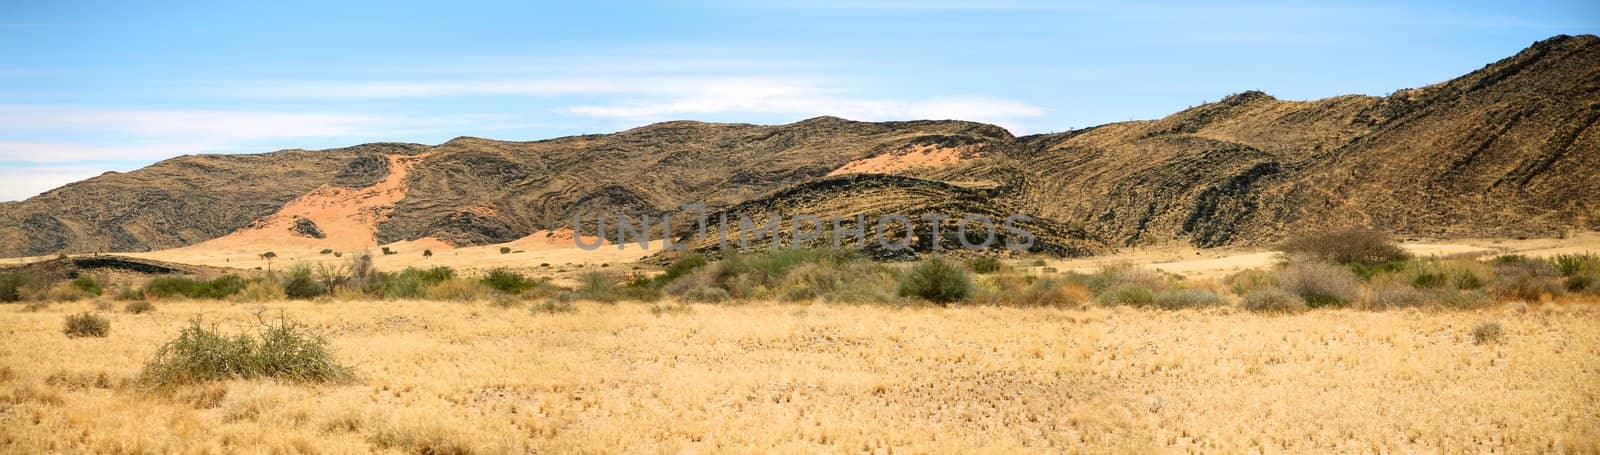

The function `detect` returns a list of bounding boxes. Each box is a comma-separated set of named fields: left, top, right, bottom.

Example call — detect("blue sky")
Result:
left=1, top=1, right=1596, bottom=201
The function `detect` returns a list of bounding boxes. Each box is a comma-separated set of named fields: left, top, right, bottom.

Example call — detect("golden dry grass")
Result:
left=3, top=299, right=1598, bottom=453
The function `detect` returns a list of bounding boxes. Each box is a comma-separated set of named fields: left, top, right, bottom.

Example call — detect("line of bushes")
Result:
left=5, top=230, right=1595, bottom=311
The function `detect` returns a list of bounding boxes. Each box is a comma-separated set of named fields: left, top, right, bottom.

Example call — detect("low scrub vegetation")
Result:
left=142, top=315, right=353, bottom=385
left=4, top=228, right=1595, bottom=313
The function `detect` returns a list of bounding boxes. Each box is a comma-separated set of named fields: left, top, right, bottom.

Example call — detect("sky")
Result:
left=1, top=1, right=1596, bottom=201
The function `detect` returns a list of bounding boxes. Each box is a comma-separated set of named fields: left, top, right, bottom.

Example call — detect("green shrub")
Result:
left=1565, top=273, right=1599, bottom=293
left=659, top=254, right=709, bottom=283
left=319, top=249, right=334, bottom=255
left=1241, top=288, right=1306, bottom=313
left=1096, top=284, right=1156, bottom=306
left=967, top=257, right=1002, bottom=274
left=1153, top=288, right=1224, bottom=309
left=63, top=312, right=110, bottom=338
left=70, top=276, right=103, bottom=296
left=125, top=300, right=155, bottom=314
left=1551, top=253, right=1600, bottom=277
left=616, top=279, right=664, bottom=302
left=368, top=266, right=456, bottom=299
left=499, top=247, right=512, bottom=255
left=143, top=275, right=246, bottom=300
left=576, top=272, right=619, bottom=302
left=897, top=257, right=972, bottom=304
left=0, top=271, right=42, bottom=302
left=1471, top=321, right=1503, bottom=345
left=1277, top=227, right=1410, bottom=266
left=142, top=316, right=353, bottom=385
left=281, top=264, right=326, bottom=300
left=480, top=268, right=543, bottom=294
left=1277, top=260, right=1360, bottom=308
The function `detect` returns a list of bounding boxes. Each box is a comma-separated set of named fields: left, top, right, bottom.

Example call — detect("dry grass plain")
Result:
left=3, top=298, right=1597, bottom=453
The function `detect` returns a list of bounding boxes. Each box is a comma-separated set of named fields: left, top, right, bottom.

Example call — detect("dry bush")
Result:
left=423, top=278, right=484, bottom=302
left=46, top=283, right=93, bottom=302
left=234, top=279, right=287, bottom=303
left=1491, top=256, right=1564, bottom=301
left=1278, top=227, right=1410, bottom=265
left=1471, top=321, right=1504, bottom=345
left=1075, top=264, right=1166, bottom=294
left=63, top=312, right=110, bottom=338
left=1361, top=281, right=1429, bottom=310
left=1153, top=288, right=1224, bottom=310
left=1277, top=260, right=1360, bottom=308
left=1016, top=277, right=1092, bottom=307
left=679, top=285, right=731, bottom=303
left=124, top=300, right=155, bottom=314
left=1241, top=287, right=1307, bottom=313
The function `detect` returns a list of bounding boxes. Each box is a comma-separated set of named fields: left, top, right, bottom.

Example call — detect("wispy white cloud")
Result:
left=0, top=141, right=229, bottom=162
left=0, top=105, right=387, bottom=140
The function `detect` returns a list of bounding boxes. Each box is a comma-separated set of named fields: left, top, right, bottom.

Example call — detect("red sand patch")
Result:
left=827, top=144, right=979, bottom=176
left=182, top=153, right=427, bottom=252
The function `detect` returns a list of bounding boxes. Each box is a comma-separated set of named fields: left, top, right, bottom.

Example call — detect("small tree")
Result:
left=423, top=249, right=433, bottom=259
left=499, top=247, right=512, bottom=255
left=259, top=252, right=278, bottom=271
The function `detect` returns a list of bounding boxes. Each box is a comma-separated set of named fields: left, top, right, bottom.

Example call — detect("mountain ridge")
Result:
left=0, top=34, right=1595, bottom=258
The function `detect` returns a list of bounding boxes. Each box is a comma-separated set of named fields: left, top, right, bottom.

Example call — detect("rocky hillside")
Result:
left=0, top=34, right=1595, bottom=258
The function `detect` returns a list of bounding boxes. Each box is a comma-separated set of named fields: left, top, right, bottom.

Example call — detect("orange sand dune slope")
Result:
left=828, top=143, right=979, bottom=176
left=182, top=153, right=428, bottom=252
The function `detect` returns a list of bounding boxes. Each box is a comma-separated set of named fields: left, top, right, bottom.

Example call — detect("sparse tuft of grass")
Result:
left=531, top=299, right=576, bottom=314
left=63, top=312, right=110, bottom=338
left=1471, top=321, right=1503, bottom=345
